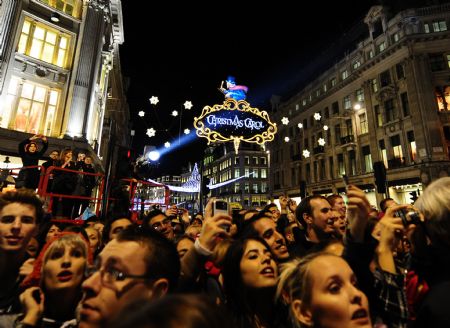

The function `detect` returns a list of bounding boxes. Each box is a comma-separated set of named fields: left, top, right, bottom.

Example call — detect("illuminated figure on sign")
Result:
left=219, top=76, right=248, bottom=101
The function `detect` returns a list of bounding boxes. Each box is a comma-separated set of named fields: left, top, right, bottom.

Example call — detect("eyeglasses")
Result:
left=85, top=260, right=151, bottom=288
left=151, top=218, right=172, bottom=231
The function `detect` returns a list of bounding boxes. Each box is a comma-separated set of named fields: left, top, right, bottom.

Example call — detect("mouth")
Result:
left=260, top=266, right=275, bottom=277
left=57, top=270, right=73, bottom=282
left=276, top=244, right=287, bottom=253
left=5, top=236, right=23, bottom=245
left=351, top=308, right=369, bottom=321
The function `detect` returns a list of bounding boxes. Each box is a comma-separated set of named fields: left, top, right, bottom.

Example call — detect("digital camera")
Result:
left=395, top=209, right=422, bottom=227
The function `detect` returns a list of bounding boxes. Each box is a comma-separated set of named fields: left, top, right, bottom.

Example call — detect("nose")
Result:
left=11, top=217, right=22, bottom=230
left=82, top=269, right=101, bottom=294
left=349, top=285, right=363, bottom=306
left=61, top=253, right=72, bottom=268
left=261, top=253, right=271, bottom=264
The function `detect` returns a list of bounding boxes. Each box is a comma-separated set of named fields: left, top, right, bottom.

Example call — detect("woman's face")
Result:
left=28, top=143, right=37, bottom=153
left=295, top=255, right=371, bottom=328
left=65, top=152, right=73, bottom=161
left=43, top=244, right=86, bottom=292
left=26, top=237, right=39, bottom=258
left=46, top=225, right=62, bottom=242
left=240, top=239, right=278, bottom=289
left=85, top=227, right=100, bottom=251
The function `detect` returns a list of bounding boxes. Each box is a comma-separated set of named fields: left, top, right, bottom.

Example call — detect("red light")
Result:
left=127, top=150, right=131, bottom=158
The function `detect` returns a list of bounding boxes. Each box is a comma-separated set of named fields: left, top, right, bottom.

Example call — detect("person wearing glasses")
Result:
left=143, top=209, right=175, bottom=241
left=78, top=224, right=180, bottom=328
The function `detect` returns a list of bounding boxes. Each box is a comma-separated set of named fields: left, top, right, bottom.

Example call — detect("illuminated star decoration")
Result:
left=302, top=149, right=310, bottom=158
left=149, top=96, right=159, bottom=105
left=164, top=141, right=171, bottom=148
left=146, top=128, right=156, bottom=138
left=172, top=110, right=178, bottom=117
left=184, top=101, right=193, bottom=110
left=323, top=125, right=329, bottom=131
left=138, top=111, right=145, bottom=117
left=297, top=123, right=303, bottom=129
left=184, top=128, right=190, bottom=134
left=318, top=138, right=326, bottom=146
left=281, top=117, right=289, bottom=125
left=314, top=112, right=321, bottom=121
left=284, top=137, right=290, bottom=142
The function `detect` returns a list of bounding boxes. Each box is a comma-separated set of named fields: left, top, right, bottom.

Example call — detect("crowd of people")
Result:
left=1, top=134, right=449, bottom=327
left=0, top=175, right=449, bottom=327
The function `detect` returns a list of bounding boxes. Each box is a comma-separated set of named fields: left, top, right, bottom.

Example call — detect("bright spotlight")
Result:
left=148, top=150, right=160, bottom=161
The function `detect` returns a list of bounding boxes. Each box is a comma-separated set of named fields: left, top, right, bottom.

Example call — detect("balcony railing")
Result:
left=340, top=135, right=355, bottom=145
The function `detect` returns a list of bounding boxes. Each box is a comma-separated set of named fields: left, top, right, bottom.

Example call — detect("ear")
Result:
left=303, top=213, right=312, bottom=225
left=147, top=278, right=169, bottom=300
left=291, top=299, right=313, bottom=327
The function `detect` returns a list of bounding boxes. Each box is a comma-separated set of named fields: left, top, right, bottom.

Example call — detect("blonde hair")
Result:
left=276, top=253, right=339, bottom=328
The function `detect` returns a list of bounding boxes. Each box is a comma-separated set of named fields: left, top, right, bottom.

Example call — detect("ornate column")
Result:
left=0, top=0, right=20, bottom=91
left=66, top=0, right=110, bottom=138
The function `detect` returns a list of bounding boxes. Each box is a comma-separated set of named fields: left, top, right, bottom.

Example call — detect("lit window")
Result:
left=359, top=113, right=368, bottom=134
left=17, top=17, right=72, bottom=68
left=342, top=70, right=349, bottom=80
left=3, top=76, right=60, bottom=135
left=40, top=0, right=82, bottom=19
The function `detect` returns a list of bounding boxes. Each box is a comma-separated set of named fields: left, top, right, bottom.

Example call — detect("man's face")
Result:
left=308, top=198, right=335, bottom=235
left=333, top=197, right=347, bottom=215
left=50, top=151, right=59, bottom=160
left=78, top=240, right=154, bottom=328
left=0, top=203, right=37, bottom=253
left=150, top=214, right=174, bottom=240
left=268, top=206, right=280, bottom=221
left=108, top=219, right=132, bottom=241
left=252, top=217, right=289, bottom=261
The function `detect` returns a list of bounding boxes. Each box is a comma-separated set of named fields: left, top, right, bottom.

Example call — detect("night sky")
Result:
left=119, top=1, right=383, bottom=175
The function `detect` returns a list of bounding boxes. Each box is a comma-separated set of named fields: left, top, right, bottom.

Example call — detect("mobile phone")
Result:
left=342, top=174, right=349, bottom=188
left=212, top=200, right=229, bottom=216
left=213, top=200, right=230, bottom=232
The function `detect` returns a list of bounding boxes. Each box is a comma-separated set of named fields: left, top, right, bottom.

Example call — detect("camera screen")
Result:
left=215, top=201, right=228, bottom=210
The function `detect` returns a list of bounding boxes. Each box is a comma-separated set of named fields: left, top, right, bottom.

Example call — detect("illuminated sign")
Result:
left=194, top=98, right=277, bottom=153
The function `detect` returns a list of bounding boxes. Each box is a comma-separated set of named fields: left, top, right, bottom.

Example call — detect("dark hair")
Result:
left=237, top=210, right=272, bottom=240
left=142, top=209, right=167, bottom=227
left=0, top=189, right=44, bottom=224
left=63, top=225, right=89, bottom=244
left=117, top=224, right=180, bottom=292
left=295, top=195, right=328, bottom=228
left=110, top=294, right=232, bottom=328
left=222, top=237, right=273, bottom=328
left=37, top=220, right=67, bottom=249
left=379, top=198, right=394, bottom=212
left=102, top=214, right=132, bottom=244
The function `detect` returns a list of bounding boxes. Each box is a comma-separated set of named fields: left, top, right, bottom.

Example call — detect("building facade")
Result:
left=203, top=143, right=270, bottom=209
left=270, top=3, right=450, bottom=207
left=0, top=0, right=129, bottom=174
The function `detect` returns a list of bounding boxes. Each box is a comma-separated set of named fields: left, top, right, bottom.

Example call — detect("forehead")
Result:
left=311, top=198, right=332, bottom=211
left=244, top=239, right=267, bottom=253
left=253, top=217, right=275, bottom=233
left=309, top=256, right=352, bottom=283
left=150, top=214, right=167, bottom=224
left=0, top=203, right=36, bottom=220
left=100, top=239, right=147, bottom=269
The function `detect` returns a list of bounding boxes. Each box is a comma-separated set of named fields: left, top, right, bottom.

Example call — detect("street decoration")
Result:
left=194, top=77, right=277, bottom=153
